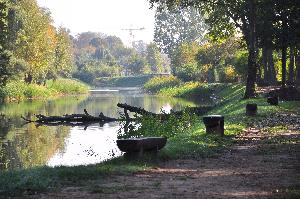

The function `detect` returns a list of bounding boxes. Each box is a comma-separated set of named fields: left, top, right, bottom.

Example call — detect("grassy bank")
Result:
left=95, top=75, right=156, bottom=87
left=0, top=79, right=89, bottom=102
left=0, top=83, right=299, bottom=197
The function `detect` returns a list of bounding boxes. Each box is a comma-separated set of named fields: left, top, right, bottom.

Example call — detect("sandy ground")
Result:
left=18, top=127, right=300, bottom=199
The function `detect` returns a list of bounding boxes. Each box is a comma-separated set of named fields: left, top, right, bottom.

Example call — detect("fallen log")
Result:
left=22, top=103, right=212, bottom=127
left=117, top=103, right=212, bottom=117
left=22, top=109, right=123, bottom=126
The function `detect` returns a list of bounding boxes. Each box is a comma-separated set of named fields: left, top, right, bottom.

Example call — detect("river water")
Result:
left=0, top=88, right=200, bottom=170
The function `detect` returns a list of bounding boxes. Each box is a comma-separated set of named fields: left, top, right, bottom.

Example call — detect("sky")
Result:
left=37, top=0, right=156, bottom=46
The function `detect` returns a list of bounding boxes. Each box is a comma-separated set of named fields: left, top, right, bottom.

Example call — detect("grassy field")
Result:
left=0, top=82, right=299, bottom=197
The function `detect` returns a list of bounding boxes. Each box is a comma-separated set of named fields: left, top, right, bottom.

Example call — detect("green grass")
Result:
left=0, top=78, right=89, bottom=102
left=1, top=83, right=299, bottom=197
left=0, top=158, right=153, bottom=196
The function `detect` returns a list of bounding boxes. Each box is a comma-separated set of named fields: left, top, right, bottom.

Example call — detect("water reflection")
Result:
left=0, top=88, right=199, bottom=170
left=48, top=123, right=122, bottom=167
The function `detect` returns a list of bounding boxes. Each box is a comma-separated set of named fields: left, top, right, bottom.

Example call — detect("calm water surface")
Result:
left=0, top=88, right=200, bottom=170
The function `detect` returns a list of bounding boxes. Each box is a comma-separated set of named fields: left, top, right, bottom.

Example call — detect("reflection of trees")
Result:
left=0, top=124, right=69, bottom=170
left=0, top=96, right=87, bottom=170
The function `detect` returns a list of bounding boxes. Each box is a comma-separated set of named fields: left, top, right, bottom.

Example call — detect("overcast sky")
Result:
left=37, top=0, right=156, bottom=46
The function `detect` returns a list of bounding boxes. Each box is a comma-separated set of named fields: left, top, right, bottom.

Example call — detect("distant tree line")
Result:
left=149, top=0, right=300, bottom=98
left=72, top=32, right=170, bottom=84
left=0, top=0, right=170, bottom=87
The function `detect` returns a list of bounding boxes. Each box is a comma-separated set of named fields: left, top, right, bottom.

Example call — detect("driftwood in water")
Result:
left=22, top=103, right=212, bottom=127
left=22, top=109, right=122, bottom=126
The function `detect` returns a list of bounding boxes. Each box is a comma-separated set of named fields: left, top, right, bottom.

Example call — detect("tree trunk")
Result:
left=24, top=73, right=33, bottom=84
left=244, top=0, right=257, bottom=98
left=282, top=46, right=287, bottom=88
left=262, top=46, right=269, bottom=84
left=281, top=14, right=288, bottom=88
left=268, top=48, right=277, bottom=85
left=288, top=45, right=295, bottom=85
left=296, top=47, right=300, bottom=87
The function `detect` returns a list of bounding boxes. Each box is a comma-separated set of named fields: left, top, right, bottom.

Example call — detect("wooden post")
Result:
left=202, top=115, right=224, bottom=136
left=246, top=104, right=257, bottom=116
left=267, top=96, right=279, bottom=105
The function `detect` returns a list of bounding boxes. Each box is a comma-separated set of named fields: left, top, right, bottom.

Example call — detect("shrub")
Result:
left=0, top=78, right=89, bottom=102
left=24, top=84, right=53, bottom=98
left=157, top=81, right=201, bottom=97
left=143, top=75, right=181, bottom=93
left=47, top=79, right=89, bottom=94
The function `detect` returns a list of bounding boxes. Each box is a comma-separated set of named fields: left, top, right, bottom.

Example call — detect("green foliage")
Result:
left=74, top=62, right=122, bottom=84
left=53, top=27, right=74, bottom=78
left=0, top=78, right=88, bottom=102
left=120, top=111, right=198, bottom=139
left=146, top=43, right=164, bottom=73
left=143, top=75, right=181, bottom=93
left=127, top=54, right=149, bottom=75
left=154, top=5, right=207, bottom=56
left=73, top=33, right=169, bottom=83
left=47, top=79, right=89, bottom=95
left=158, top=81, right=201, bottom=97
left=0, top=0, right=75, bottom=86
left=96, top=75, right=154, bottom=87
left=196, top=37, right=242, bottom=83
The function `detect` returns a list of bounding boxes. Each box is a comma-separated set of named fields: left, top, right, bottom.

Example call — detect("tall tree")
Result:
left=146, top=43, right=163, bottom=73
left=52, top=27, right=74, bottom=79
left=149, top=0, right=259, bottom=98
left=154, top=5, right=207, bottom=61
left=0, top=0, right=10, bottom=86
left=15, top=0, right=56, bottom=83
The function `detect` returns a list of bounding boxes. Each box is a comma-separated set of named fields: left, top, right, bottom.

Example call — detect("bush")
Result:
left=47, top=79, right=89, bottom=94
left=158, top=82, right=201, bottom=97
left=143, top=75, right=181, bottom=93
left=175, top=63, right=199, bottom=82
left=0, top=81, right=27, bottom=101
left=0, top=78, right=89, bottom=102
left=24, top=84, right=53, bottom=98
left=219, top=65, right=239, bottom=83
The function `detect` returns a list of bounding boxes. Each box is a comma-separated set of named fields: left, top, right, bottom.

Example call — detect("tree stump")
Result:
left=246, top=104, right=257, bottom=116
left=267, top=96, right=279, bottom=105
left=202, top=115, right=224, bottom=136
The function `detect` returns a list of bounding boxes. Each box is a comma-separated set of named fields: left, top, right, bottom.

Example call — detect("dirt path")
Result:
left=21, top=127, right=299, bottom=199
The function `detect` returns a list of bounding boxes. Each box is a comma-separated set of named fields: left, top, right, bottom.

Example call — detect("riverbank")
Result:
left=95, top=75, right=154, bottom=87
left=0, top=79, right=89, bottom=103
left=0, top=83, right=299, bottom=198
